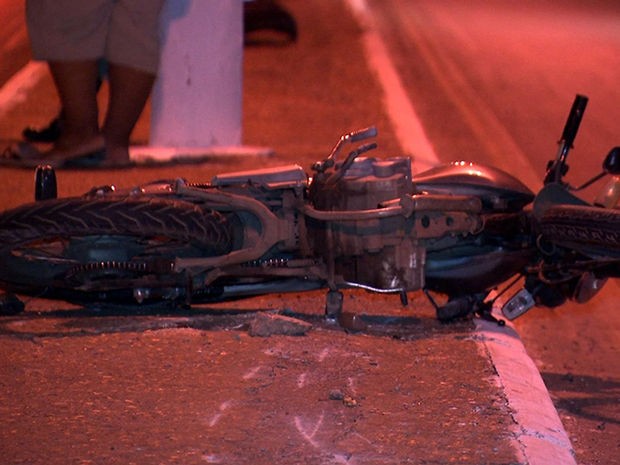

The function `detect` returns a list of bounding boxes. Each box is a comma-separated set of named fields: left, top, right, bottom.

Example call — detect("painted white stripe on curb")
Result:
left=476, top=319, right=577, bottom=465
left=0, top=61, right=48, bottom=120
left=345, top=0, right=439, bottom=173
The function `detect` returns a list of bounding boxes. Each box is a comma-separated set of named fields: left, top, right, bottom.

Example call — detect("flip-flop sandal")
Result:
left=60, top=148, right=108, bottom=168
left=61, top=149, right=136, bottom=169
left=0, top=143, right=130, bottom=169
left=95, top=158, right=135, bottom=169
left=1, top=141, right=49, bottom=168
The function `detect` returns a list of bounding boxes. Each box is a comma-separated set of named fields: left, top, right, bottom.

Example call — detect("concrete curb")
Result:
left=475, top=319, right=577, bottom=465
left=130, top=144, right=274, bottom=163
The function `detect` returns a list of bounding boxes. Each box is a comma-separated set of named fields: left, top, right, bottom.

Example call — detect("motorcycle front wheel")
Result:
left=0, top=196, right=235, bottom=303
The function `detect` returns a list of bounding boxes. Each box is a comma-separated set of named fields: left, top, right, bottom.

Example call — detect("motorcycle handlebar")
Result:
left=560, top=94, right=588, bottom=148
left=545, top=94, right=589, bottom=184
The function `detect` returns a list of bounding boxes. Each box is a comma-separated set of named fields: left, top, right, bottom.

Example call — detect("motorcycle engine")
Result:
left=309, top=157, right=425, bottom=291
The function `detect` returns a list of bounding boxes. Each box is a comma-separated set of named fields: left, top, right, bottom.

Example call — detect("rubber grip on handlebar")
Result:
left=560, top=94, right=588, bottom=146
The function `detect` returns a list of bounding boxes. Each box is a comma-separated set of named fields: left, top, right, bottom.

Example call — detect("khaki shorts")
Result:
left=26, top=0, right=165, bottom=74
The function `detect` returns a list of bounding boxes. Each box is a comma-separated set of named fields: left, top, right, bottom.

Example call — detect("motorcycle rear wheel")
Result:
left=0, top=197, right=234, bottom=302
left=540, top=205, right=620, bottom=253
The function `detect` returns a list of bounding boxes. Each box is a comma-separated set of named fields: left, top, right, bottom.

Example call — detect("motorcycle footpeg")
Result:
left=501, top=288, right=535, bottom=320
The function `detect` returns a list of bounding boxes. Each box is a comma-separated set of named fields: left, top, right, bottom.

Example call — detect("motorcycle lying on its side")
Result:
left=0, top=95, right=618, bottom=322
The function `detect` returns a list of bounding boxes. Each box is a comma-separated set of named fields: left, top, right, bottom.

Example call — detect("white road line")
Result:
left=345, top=0, right=439, bottom=173
left=0, top=61, right=48, bottom=120
left=392, top=3, right=543, bottom=191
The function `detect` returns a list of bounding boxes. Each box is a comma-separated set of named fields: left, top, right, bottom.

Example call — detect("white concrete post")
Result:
left=147, top=0, right=243, bottom=159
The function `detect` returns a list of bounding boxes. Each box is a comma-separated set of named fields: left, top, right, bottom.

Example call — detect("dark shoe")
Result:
left=244, top=0, right=298, bottom=44
left=22, top=116, right=63, bottom=143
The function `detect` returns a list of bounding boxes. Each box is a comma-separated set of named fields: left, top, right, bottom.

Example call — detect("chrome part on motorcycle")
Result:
left=595, top=176, right=620, bottom=208
left=311, top=126, right=378, bottom=174
left=414, top=161, right=535, bottom=212
left=211, top=164, right=307, bottom=188
left=501, top=288, right=536, bottom=320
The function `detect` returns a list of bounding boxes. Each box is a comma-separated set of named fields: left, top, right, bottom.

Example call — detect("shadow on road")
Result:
left=541, top=371, right=620, bottom=427
left=0, top=299, right=473, bottom=341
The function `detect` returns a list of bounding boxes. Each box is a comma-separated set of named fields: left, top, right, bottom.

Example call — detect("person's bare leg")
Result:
left=46, top=60, right=105, bottom=159
left=103, top=63, right=156, bottom=163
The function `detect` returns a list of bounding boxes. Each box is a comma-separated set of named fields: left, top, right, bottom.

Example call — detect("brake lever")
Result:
left=325, top=142, right=378, bottom=185
left=312, top=126, right=377, bottom=173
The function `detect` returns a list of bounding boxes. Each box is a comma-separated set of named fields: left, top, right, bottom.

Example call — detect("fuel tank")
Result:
left=414, top=161, right=534, bottom=212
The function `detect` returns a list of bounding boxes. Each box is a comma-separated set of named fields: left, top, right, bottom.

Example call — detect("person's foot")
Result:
left=102, top=142, right=131, bottom=166
left=43, top=132, right=106, bottom=165
left=3, top=130, right=133, bottom=168
left=1, top=138, right=106, bottom=168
